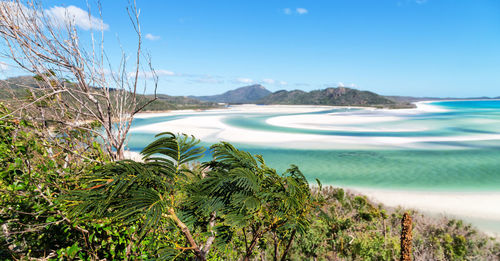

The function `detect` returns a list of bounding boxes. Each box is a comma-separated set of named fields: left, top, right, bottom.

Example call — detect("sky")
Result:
left=2, top=0, right=500, bottom=97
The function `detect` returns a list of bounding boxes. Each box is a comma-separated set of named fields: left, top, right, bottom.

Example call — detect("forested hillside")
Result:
left=192, top=84, right=272, bottom=104
left=258, top=87, right=415, bottom=108
left=0, top=76, right=219, bottom=111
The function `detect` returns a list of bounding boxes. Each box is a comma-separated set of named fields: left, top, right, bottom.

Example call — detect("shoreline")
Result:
left=135, top=101, right=423, bottom=117
left=346, top=186, right=500, bottom=237
left=131, top=102, right=500, bottom=150
left=128, top=100, right=500, bottom=236
left=135, top=97, right=500, bottom=115
left=126, top=148, right=500, bottom=237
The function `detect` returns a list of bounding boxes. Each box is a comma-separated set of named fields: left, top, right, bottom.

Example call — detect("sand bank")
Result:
left=130, top=103, right=500, bottom=150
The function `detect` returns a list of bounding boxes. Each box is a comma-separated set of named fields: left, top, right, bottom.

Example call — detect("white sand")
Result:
left=130, top=102, right=500, bottom=150
left=123, top=150, right=143, bottom=162
left=266, top=114, right=422, bottom=132
left=134, top=104, right=334, bottom=119
left=349, top=187, right=500, bottom=236
left=265, top=101, right=446, bottom=132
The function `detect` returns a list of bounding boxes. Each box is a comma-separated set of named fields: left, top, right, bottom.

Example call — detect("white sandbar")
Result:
left=131, top=103, right=500, bottom=150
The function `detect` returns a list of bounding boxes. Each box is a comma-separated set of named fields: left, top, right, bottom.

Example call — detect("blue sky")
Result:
left=4, top=0, right=500, bottom=97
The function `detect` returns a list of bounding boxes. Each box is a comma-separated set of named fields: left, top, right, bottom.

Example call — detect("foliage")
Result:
left=69, top=134, right=320, bottom=260
left=289, top=187, right=500, bottom=260
left=68, top=132, right=210, bottom=259
left=1, top=108, right=499, bottom=260
left=257, top=87, right=405, bottom=107
left=0, top=104, right=104, bottom=259
left=0, top=75, right=220, bottom=112
left=0, top=105, right=153, bottom=260
left=188, top=142, right=320, bottom=260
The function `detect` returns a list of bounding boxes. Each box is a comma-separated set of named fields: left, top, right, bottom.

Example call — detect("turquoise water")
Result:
left=128, top=101, right=500, bottom=191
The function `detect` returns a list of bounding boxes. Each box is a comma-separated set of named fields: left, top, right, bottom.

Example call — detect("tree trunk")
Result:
left=116, top=146, right=125, bottom=161
left=200, top=211, right=217, bottom=259
left=167, top=209, right=205, bottom=261
left=243, top=232, right=263, bottom=261
left=400, top=212, right=412, bottom=261
left=273, top=231, right=278, bottom=261
left=280, top=229, right=297, bottom=261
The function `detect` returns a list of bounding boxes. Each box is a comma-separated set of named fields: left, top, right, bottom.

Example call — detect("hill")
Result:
left=0, top=75, right=40, bottom=99
left=139, top=94, right=218, bottom=111
left=0, top=75, right=219, bottom=111
left=192, top=84, right=271, bottom=103
left=258, top=87, right=413, bottom=108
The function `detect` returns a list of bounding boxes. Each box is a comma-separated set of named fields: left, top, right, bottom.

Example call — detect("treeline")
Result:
left=0, top=75, right=220, bottom=112
left=1, top=105, right=499, bottom=260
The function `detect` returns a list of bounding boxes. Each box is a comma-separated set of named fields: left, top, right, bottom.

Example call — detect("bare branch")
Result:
left=0, top=0, right=158, bottom=160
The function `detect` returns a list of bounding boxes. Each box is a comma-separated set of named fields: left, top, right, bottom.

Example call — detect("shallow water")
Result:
left=129, top=100, right=500, bottom=191
left=128, top=100, right=500, bottom=233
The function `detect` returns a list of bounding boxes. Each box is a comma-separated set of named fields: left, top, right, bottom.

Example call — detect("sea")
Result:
left=128, top=100, right=500, bottom=233
left=129, top=100, right=500, bottom=191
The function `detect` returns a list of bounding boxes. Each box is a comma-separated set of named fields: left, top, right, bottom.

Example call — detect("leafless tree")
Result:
left=0, top=0, right=158, bottom=160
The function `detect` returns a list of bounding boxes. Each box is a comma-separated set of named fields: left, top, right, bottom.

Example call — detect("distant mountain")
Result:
left=192, top=84, right=272, bottom=103
left=258, top=87, right=407, bottom=107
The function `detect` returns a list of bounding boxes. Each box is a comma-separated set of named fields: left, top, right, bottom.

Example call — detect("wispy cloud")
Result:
left=415, top=0, right=428, bottom=4
left=234, top=78, right=254, bottom=84
left=132, top=69, right=176, bottom=79
left=296, top=8, right=308, bottom=15
left=45, top=5, right=109, bottom=30
left=195, top=78, right=224, bottom=84
left=145, top=33, right=160, bottom=41
left=192, top=75, right=224, bottom=84
left=0, top=61, right=9, bottom=71
left=133, top=70, right=227, bottom=85
left=0, top=3, right=109, bottom=31
left=323, top=82, right=356, bottom=88
left=261, top=78, right=275, bottom=84
left=283, top=7, right=308, bottom=15
left=260, top=79, right=288, bottom=85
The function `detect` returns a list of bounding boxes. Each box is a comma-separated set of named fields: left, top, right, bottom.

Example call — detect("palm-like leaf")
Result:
left=70, top=133, right=318, bottom=260
left=69, top=133, right=205, bottom=238
left=190, top=141, right=315, bottom=236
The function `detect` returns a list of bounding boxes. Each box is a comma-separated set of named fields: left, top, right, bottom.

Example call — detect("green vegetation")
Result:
left=0, top=76, right=220, bottom=112
left=258, top=87, right=415, bottom=108
left=138, top=94, right=220, bottom=111
left=1, top=76, right=418, bottom=110
left=1, top=104, right=499, bottom=260
left=191, top=84, right=417, bottom=108
left=193, top=84, right=272, bottom=104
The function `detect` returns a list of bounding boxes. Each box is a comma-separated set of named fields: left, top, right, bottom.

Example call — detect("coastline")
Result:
left=128, top=101, right=500, bottom=236
left=347, top=187, right=500, bottom=237
left=131, top=102, right=500, bottom=150
left=135, top=100, right=426, bottom=117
